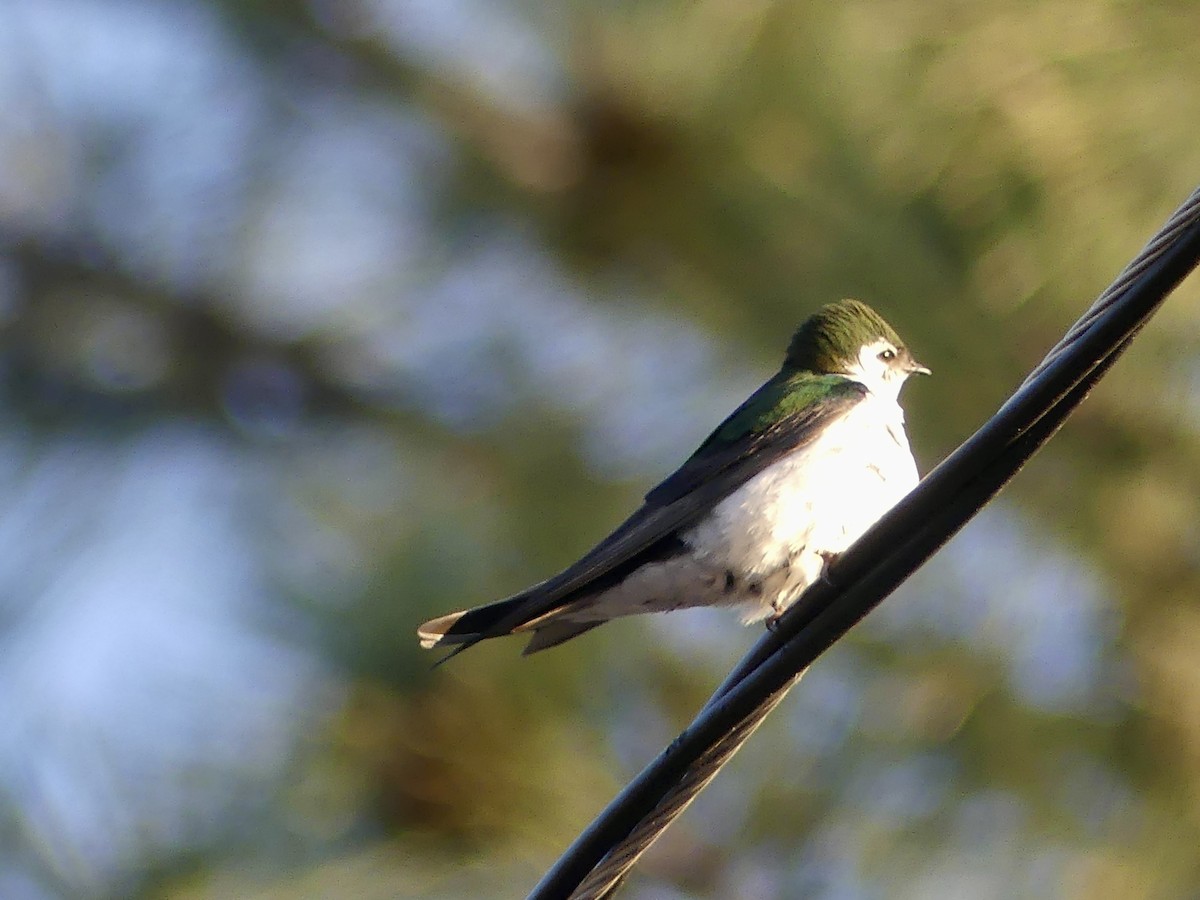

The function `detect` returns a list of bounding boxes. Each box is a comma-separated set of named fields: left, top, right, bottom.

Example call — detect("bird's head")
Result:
left=784, top=299, right=930, bottom=401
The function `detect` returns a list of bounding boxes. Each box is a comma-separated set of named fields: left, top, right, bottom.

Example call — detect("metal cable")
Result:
left=582, top=317, right=1138, bottom=900
left=530, top=186, right=1200, bottom=900
left=577, top=681, right=799, bottom=900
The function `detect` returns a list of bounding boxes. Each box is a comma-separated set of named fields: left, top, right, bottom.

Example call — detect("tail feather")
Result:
left=418, top=594, right=603, bottom=658
left=417, top=595, right=528, bottom=649
left=520, top=620, right=601, bottom=655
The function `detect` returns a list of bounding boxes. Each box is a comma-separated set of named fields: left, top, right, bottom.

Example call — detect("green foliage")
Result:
left=3, top=0, right=1200, bottom=898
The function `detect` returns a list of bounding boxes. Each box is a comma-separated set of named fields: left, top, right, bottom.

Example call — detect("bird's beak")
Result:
left=908, top=360, right=932, bottom=376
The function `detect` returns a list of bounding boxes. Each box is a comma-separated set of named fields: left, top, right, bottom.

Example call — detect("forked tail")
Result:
left=418, top=595, right=528, bottom=649
left=418, top=595, right=601, bottom=659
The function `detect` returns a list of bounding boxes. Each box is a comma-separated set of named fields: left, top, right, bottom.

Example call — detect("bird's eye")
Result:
left=877, top=348, right=896, bottom=362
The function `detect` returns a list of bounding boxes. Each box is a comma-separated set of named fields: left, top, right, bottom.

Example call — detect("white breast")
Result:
left=681, top=391, right=918, bottom=619
left=547, top=390, right=919, bottom=630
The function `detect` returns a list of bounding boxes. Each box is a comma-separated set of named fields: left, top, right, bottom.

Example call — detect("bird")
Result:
left=418, top=299, right=929, bottom=659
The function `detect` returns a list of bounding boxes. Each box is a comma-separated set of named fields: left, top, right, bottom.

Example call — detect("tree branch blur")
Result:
left=1, top=230, right=402, bottom=427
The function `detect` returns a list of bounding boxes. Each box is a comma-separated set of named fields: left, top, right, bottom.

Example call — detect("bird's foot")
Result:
left=817, top=550, right=841, bottom=586
left=765, top=596, right=790, bottom=631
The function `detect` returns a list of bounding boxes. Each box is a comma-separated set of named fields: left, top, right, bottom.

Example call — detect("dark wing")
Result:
left=434, top=374, right=867, bottom=649
left=643, top=374, right=866, bottom=507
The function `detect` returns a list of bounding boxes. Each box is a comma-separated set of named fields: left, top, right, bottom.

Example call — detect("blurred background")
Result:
left=1, top=1, right=1199, bottom=897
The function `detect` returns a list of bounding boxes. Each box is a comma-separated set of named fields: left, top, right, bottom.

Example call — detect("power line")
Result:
left=530, top=185, right=1200, bottom=900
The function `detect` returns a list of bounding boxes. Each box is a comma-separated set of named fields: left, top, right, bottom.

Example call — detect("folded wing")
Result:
left=418, top=374, right=867, bottom=656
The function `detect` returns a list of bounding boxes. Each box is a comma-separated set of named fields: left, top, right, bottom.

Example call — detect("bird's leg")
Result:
left=765, top=592, right=790, bottom=631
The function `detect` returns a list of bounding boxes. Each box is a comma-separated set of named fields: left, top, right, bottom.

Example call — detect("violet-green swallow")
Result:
left=419, top=299, right=928, bottom=657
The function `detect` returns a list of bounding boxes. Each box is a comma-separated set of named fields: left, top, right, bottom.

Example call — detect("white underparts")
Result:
left=560, top=389, right=919, bottom=626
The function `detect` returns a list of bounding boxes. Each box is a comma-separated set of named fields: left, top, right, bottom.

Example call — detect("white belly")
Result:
left=566, top=391, right=919, bottom=626
left=680, top=391, right=918, bottom=619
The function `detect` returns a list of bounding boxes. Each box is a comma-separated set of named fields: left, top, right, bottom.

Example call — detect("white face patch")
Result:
left=842, top=338, right=910, bottom=402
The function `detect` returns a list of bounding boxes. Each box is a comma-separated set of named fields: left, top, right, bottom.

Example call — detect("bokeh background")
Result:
left=2, top=1, right=1199, bottom=897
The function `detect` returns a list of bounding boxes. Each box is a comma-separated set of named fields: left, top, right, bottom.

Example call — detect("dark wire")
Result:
left=528, top=186, right=1200, bottom=900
